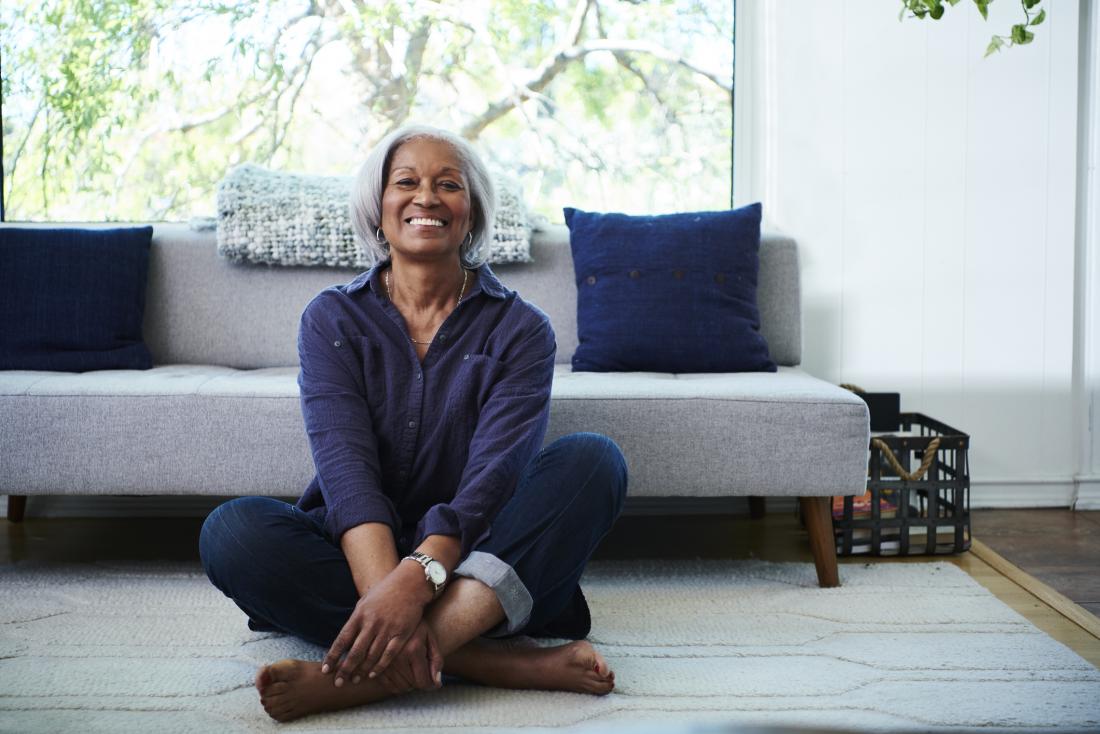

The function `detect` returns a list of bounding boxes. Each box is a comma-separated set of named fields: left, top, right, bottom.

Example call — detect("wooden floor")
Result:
left=970, top=508, right=1100, bottom=618
left=3, top=506, right=1099, bottom=667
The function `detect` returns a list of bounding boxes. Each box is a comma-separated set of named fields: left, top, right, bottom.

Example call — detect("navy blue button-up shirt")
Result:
left=295, top=260, right=556, bottom=560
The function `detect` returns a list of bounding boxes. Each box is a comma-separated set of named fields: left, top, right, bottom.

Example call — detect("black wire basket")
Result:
left=833, top=412, right=971, bottom=556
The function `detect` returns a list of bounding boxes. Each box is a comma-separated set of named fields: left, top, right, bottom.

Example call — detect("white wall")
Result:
left=736, top=0, right=1086, bottom=507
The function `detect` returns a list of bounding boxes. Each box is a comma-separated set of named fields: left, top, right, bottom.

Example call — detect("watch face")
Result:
left=426, top=561, right=447, bottom=586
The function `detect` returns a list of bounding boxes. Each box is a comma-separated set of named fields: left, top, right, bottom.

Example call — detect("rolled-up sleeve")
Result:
left=298, top=295, right=400, bottom=541
left=413, top=315, right=556, bottom=558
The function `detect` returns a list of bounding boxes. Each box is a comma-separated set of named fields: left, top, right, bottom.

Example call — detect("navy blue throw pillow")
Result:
left=0, top=226, right=154, bottom=371
left=564, top=204, right=777, bottom=373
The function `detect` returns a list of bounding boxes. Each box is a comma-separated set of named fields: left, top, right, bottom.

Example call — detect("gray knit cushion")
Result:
left=215, top=164, right=534, bottom=267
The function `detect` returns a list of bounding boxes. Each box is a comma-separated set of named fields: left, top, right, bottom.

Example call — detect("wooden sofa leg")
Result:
left=799, top=496, right=839, bottom=588
left=7, top=495, right=27, bottom=523
left=748, top=496, right=766, bottom=519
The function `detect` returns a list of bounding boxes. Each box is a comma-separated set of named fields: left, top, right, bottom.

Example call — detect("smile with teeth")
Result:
left=407, top=217, right=447, bottom=227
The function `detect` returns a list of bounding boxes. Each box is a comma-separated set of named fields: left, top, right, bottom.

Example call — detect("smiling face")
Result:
left=380, top=137, right=474, bottom=263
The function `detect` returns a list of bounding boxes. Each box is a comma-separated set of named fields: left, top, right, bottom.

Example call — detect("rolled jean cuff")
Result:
left=454, top=551, right=533, bottom=636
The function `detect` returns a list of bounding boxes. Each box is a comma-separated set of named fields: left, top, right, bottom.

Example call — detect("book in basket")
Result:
left=832, top=490, right=898, bottom=520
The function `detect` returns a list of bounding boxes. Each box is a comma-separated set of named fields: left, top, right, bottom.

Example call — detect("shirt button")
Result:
left=673, top=270, right=684, bottom=280
left=629, top=270, right=640, bottom=279
left=408, top=420, right=416, bottom=429
left=464, top=354, right=470, bottom=360
left=714, top=273, right=727, bottom=284
left=438, top=333, right=447, bottom=342
left=417, top=372, right=423, bottom=380
left=586, top=275, right=597, bottom=285
left=333, top=340, right=341, bottom=347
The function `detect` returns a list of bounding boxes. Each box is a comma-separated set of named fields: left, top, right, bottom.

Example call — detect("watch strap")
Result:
left=404, top=551, right=445, bottom=597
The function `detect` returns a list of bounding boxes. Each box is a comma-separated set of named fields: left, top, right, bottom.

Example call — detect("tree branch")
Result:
left=265, top=31, right=328, bottom=160
left=4, top=99, right=44, bottom=199
left=460, top=37, right=728, bottom=140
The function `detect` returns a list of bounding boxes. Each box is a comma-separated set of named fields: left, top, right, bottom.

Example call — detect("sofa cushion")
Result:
left=0, top=226, right=154, bottom=372
left=547, top=365, right=870, bottom=498
left=0, top=366, right=311, bottom=496
left=0, top=364, right=868, bottom=500
left=564, top=204, right=776, bottom=374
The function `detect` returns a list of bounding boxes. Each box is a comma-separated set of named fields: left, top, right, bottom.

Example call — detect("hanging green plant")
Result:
left=899, top=0, right=1046, bottom=56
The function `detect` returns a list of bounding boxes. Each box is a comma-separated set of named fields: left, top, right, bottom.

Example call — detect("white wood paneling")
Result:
left=921, top=6, right=969, bottom=430
left=769, top=1, right=846, bottom=384
left=757, top=0, right=1081, bottom=506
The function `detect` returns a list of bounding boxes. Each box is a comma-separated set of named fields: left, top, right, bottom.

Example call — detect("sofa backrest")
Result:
left=143, top=223, right=801, bottom=369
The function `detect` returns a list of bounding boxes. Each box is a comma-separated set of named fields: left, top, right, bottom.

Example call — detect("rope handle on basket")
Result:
left=839, top=383, right=942, bottom=482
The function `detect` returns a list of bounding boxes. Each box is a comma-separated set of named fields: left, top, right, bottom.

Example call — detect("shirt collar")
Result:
left=345, top=259, right=510, bottom=301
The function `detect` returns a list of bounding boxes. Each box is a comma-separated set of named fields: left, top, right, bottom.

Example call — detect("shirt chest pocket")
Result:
left=444, top=353, right=505, bottom=423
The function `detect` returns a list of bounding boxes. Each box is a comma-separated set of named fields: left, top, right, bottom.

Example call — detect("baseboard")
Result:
left=1074, top=476, right=1100, bottom=510
left=969, top=478, right=1079, bottom=508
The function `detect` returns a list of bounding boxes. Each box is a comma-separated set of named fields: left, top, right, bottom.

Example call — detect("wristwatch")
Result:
left=404, top=551, right=448, bottom=598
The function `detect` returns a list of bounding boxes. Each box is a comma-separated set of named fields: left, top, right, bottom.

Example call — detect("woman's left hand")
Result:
left=322, top=563, right=430, bottom=685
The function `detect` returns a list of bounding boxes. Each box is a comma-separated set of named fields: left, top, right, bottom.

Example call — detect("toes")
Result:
left=263, top=700, right=296, bottom=723
left=585, top=677, right=614, bottom=695
left=255, top=666, right=272, bottom=691
left=587, top=646, right=610, bottom=678
left=259, top=681, right=287, bottom=701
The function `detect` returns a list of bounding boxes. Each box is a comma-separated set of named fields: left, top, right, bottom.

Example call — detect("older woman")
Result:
left=199, top=125, right=627, bottom=722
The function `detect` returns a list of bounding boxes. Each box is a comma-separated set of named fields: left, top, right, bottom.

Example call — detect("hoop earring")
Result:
left=375, top=227, right=387, bottom=245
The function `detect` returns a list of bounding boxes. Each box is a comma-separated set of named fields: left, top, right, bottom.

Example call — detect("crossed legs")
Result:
left=255, top=577, right=614, bottom=721
left=200, top=433, right=627, bottom=721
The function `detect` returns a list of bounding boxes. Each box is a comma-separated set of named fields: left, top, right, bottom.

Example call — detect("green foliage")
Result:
left=2, top=0, right=733, bottom=222
left=898, top=0, right=1045, bottom=56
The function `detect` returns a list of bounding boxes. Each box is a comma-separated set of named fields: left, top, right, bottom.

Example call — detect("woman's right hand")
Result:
left=371, top=620, right=444, bottom=694
left=322, top=563, right=429, bottom=685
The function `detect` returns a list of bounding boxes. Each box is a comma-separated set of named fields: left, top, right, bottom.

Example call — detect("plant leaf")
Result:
left=1011, top=24, right=1034, bottom=43
left=1030, top=8, right=1046, bottom=26
left=985, top=36, right=1004, bottom=56
left=974, top=0, right=989, bottom=20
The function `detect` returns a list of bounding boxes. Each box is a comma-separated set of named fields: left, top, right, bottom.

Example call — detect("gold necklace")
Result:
left=385, top=266, right=469, bottom=345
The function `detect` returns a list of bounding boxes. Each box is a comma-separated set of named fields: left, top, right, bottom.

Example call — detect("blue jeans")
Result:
left=199, top=433, right=627, bottom=648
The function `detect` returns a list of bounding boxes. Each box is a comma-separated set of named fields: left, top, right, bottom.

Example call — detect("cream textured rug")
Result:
left=1, top=559, right=1098, bottom=733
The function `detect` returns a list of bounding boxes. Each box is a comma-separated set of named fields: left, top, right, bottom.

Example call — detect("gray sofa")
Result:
left=0, top=223, right=870, bottom=586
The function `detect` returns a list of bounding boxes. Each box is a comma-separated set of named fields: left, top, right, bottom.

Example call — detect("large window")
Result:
left=1, top=0, right=733, bottom=223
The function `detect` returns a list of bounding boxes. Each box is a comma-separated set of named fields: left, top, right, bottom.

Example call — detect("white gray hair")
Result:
left=350, top=124, right=496, bottom=268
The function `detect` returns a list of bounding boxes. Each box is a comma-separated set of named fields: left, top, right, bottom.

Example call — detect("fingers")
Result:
left=368, top=634, right=408, bottom=679
left=427, top=628, right=444, bottom=688
left=408, top=641, right=434, bottom=691
left=378, top=667, right=413, bottom=696
left=321, top=619, right=359, bottom=678
left=339, top=628, right=389, bottom=684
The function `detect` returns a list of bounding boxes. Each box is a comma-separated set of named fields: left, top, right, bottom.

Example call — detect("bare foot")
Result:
left=451, top=639, right=615, bottom=695
left=254, top=658, right=393, bottom=722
